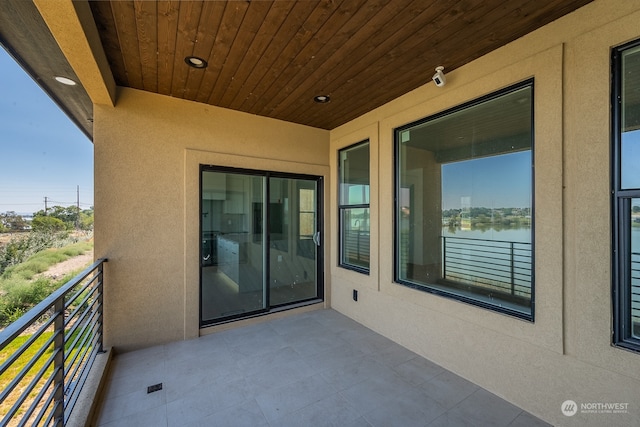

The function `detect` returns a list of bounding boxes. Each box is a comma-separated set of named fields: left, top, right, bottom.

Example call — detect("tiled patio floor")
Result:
left=94, top=309, right=550, bottom=427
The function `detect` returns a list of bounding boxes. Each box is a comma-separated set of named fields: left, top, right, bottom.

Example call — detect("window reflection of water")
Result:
left=442, top=226, right=531, bottom=243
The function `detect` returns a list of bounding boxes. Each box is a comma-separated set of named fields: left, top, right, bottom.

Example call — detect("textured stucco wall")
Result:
left=94, top=88, right=329, bottom=351
left=329, top=1, right=640, bottom=426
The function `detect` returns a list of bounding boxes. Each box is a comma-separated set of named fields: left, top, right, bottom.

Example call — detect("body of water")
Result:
left=443, top=226, right=640, bottom=247
left=442, top=226, right=531, bottom=243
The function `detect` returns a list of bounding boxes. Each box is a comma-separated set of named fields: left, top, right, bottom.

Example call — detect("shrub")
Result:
left=0, top=278, right=53, bottom=326
left=0, top=231, right=74, bottom=276
left=0, top=239, right=93, bottom=326
left=31, top=216, right=66, bottom=232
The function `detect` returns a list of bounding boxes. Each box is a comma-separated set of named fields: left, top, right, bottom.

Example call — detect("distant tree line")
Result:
left=0, top=206, right=94, bottom=233
left=442, top=206, right=532, bottom=228
left=0, top=212, right=28, bottom=232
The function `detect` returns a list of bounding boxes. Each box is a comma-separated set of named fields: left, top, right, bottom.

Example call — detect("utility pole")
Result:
left=76, top=185, right=80, bottom=230
left=44, top=196, right=48, bottom=216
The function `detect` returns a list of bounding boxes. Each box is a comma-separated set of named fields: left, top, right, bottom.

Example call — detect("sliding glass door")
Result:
left=269, top=177, right=319, bottom=306
left=200, top=167, right=322, bottom=325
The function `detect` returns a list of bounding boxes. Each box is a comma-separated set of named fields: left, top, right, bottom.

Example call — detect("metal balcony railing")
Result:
left=343, top=230, right=370, bottom=266
left=0, top=259, right=107, bottom=426
left=441, top=236, right=532, bottom=298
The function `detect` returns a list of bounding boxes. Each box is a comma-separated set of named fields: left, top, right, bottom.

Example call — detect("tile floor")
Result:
left=94, top=309, right=550, bottom=427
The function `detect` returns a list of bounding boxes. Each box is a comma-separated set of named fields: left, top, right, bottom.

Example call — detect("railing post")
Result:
left=98, top=261, right=104, bottom=353
left=442, top=236, right=447, bottom=279
left=53, top=297, right=65, bottom=426
left=510, top=242, right=515, bottom=295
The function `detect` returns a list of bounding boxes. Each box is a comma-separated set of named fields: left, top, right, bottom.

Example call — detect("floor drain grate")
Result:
left=147, top=383, right=162, bottom=394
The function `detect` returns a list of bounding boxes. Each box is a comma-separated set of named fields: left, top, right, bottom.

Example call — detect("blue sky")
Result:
left=0, top=48, right=93, bottom=216
left=622, top=130, right=640, bottom=191
left=441, top=151, right=532, bottom=210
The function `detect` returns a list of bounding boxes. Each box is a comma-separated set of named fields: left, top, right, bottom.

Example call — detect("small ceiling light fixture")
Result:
left=432, top=66, right=446, bottom=87
left=185, top=56, right=208, bottom=69
left=54, top=76, right=76, bottom=86
left=313, top=95, right=330, bottom=103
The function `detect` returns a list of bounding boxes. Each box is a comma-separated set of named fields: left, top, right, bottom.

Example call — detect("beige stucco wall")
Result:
left=94, top=88, right=329, bottom=351
left=330, top=1, right=640, bottom=426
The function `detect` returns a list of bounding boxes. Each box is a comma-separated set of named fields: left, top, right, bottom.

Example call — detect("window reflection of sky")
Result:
left=441, top=151, right=531, bottom=210
left=622, top=129, right=640, bottom=190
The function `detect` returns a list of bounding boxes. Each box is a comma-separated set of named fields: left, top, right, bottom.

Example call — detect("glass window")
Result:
left=613, top=40, right=640, bottom=351
left=395, top=81, right=534, bottom=319
left=339, top=141, right=370, bottom=273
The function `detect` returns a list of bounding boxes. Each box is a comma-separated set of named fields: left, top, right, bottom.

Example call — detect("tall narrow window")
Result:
left=613, top=40, right=640, bottom=352
left=339, top=141, right=370, bottom=273
left=395, top=80, right=534, bottom=320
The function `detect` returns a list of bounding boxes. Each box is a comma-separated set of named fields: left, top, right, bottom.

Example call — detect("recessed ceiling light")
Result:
left=185, top=56, right=208, bottom=69
left=54, top=76, right=76, bottom=86
left=313, top=95, right=330, bottom=103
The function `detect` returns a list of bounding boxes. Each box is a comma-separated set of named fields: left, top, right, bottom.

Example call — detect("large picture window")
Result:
left=395, top=80, right=534, bottom=319
left=339, top=141, right=370, bottom=273
left=613, top=40, right=640, bottom=352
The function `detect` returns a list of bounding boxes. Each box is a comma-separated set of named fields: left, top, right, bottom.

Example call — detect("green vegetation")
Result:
left=0, top=241, right=93, bottom=326
left=32, top=206, right=93, bottom=232
left=0, top=331, right=54, bottom=421
left=0, top=211, right=28, bottom=231
left=442, top=206, right=532, bottom=231
left=0, top=231, right=79, bottom=276
left=0, top=206, right=94, bottom=234
left=31, top=215, right=66, bottom=232
left=1, top=325, right=94, bottom=421
left=1, top=241, right=92, bottom=281
left=0, top=211, right=96, bottom=421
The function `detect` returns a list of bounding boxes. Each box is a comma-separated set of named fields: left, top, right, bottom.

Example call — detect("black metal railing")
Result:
left=632, top=252, right=640, bottom=336
left=343, top=230, right=370, bottom=266
left=441, top=236, right=532, bottom=298
left=0, top=259, right=107, bottom=426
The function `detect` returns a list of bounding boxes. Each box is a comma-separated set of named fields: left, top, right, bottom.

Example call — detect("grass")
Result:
left=1, top=240, right=93, bottom=281
left=0, top=240, right=93, bottom=327
left=0, top=331, right=55, bottom=423
left=1, top=326, right=95, bottom=424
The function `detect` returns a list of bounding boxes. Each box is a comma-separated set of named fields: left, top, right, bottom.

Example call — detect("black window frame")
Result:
left=612, top=38, right=640, bottom=353
left=393, top=79, right=535, bottom=321
left=199, top=165, right=324, bottom=327
left=338, top=140, right=370, bottom=274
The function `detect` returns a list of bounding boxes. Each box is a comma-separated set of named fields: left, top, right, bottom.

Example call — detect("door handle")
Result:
left=312, top=231, right=321, bottom=246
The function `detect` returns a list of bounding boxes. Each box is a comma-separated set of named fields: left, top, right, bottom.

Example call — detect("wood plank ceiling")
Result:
left=93, top=1, right=590, bottom=130
left=88, top=0, right=593, bottom=130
